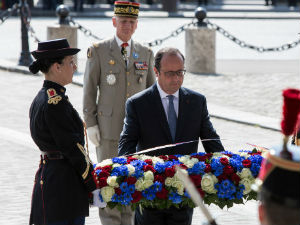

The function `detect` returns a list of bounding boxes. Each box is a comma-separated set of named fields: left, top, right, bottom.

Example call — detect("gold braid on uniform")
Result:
left=47, top=88, right=62, bottom=105
left=77, top=143, right=92, bottom=180
left=83, top=122, right=89, bottom=156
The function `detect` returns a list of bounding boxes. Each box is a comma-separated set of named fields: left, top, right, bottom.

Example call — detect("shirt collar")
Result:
left=115, top=35, right=132, bottom=49
left=156, top=82, right=179, bottom=99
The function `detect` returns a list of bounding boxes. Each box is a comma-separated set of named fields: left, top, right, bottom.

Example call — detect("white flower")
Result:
left=186, top=159, right=196, bottom=168
left=98, top=159, right=112, bottom=167
left=201, top=173, right=218, bottom=194
left=240, top=152, right=249, bottom=159
left=135, top=178, right=144, bottom=191
left=101, top=186, right=115, bottom=202
left=237, top=168, right=253, bottom=179
left=106, top=74, right=116, bottom=85
left=172, top=180, right=184, bottom=195
left=178, top=155, right=190, bottom=164
left=165, top=177, right=173, bottom=187
left=144, top=171, right=154, bottom=180
left=143, top=180, right=153, bottom=189
left=112, top=163, right=121, bottom=168
left=126, top=164, right=135, bottom=175
left=107, top=176, right=119, bottom=187
left=212, top=152, right=223, bottom=158
left=239, top=177, right=255, bottom=194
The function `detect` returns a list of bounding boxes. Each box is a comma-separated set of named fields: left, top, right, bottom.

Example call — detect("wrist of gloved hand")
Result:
left=87, top=125, right=100, bottom=147
left=91, top=189, right=107, bottom=208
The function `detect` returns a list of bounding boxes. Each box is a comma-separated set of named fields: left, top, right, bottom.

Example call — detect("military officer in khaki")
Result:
left=83, top=1, right=155, bottom=225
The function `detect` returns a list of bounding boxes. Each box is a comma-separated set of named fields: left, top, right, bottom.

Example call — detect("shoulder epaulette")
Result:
left=47, top=88, right=62, bottom=105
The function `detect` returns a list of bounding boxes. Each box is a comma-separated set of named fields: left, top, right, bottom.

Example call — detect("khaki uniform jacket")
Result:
left=83, top=37, right=155, bottom=141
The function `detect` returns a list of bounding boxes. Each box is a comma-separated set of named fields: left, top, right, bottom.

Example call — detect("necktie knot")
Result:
left=167, top=95, right=174, bottom=102
left=121, top=42, right=128, bottom=48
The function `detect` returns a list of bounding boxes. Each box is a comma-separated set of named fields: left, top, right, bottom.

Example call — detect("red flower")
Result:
left=225, top=153, right=233, bottom=157
left=144, top=165, right=156, bottom=173
left=99, top=170, right=110, bottom=178
left=206, top=153, right=213, bottom=159
left=131, top=191, right=142, bottom=203
left=102, top=165, right=112, bottom=173
left=223, top=165, right=234, bottom=175
left=197, top=187, right=205, bottom=198
left=231, top=173, right=241, bottom=185
left=98, top=177, right=108, bottom=188
left=190, top=175, right=202, bottom=186
left=165, top=167, right=176, bottom=177
left=144, top=159, right=153, bottom=165
left=220, top=157, right=229, bottom=165
left=154, top=174, right=165, bottom=183
left=159, top=155, right=168, bottom=161
left=180, top=164, right=188, bottom=170
left=204, top=164, right=211, bottom=173
left=242, top=159, right=251, bottom=168
left=168, top=155, right=178, bottom=161
left=125, top=176, right=137, bottom=185
left=156, top=187, right=169, bottom=199
left=191, top=155, right=207, bottom=161
left=217, top=174, right=228, bottom=181
left=127, top=156, right=138, bottom=163
left=115, top=187, right=122, bottom=195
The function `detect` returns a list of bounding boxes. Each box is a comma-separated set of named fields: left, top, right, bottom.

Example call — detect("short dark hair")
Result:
left=154, top=47, right=185, bottom=72
left=29, top=57, right=64, bottom=74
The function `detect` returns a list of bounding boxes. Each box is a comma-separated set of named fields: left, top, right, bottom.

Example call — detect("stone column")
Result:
left=185, top=27, right=216, bottom=74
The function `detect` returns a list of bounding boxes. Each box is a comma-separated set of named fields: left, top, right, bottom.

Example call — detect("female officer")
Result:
left=29, top=39, right=99, bottom=225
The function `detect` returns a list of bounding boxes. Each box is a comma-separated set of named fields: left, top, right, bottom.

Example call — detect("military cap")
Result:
left=114, top=1, right=140, bottom=18
left=31, top=38, right=80, bottom=60
left=254, top=143, right=300, bottom=208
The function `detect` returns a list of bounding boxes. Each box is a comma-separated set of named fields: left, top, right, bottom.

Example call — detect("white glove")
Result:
left=87, top=125, right=100, bottom=147
left=92, top=189, right=107, bottom=208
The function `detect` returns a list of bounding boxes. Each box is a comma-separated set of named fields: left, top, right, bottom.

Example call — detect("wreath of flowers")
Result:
left=93, top=149, right=263, bottom=211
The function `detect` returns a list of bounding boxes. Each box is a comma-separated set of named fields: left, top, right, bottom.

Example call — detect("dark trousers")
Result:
left=48, top=216, right=85, bottom=225
left=135, top=207, right=193, bottom=225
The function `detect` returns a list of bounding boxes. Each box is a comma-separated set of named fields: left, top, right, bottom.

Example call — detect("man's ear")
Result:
left=154, top=67, right=159, bottom=77
left=112, top=17, right=117, bottom=28
left=52, top=62, right=61, bottom=73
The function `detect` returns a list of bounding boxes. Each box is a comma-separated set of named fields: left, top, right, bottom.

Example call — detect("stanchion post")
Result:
left=18, top=0, right=33, bottom=67
left=47, top=5, right=78, bottom=71
left=185, top=7, right=216, bottom=74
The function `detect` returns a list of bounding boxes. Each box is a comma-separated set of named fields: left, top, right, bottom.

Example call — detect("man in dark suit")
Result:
left=118, top=47, right=224, bottom=225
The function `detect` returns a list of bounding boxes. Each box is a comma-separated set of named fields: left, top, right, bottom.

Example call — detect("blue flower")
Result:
left=111, top=165, right=129, bottom=177
left=169, top=192, right=182, bottom=204
left=188, top=162, right=206, bottom=175
left=230, top=158, right=243, bottom=172
left=142, top=189, right=156, bottom=201
left=132, top=168, right=144, bottom=178
left=112, top=157, right=127, bottom=164
left=95, top=169, right=102, bottom=176
left=154, top=162, right=166, bottom=173
left=250, top=163, right=260, bottom=177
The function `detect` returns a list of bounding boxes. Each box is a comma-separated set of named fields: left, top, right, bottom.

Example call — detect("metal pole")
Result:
left=195, top=7, right=207, bottom=27
left=18, top=0, right=33, bottom=66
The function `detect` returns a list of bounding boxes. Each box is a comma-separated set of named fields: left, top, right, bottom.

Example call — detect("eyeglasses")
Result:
left=161, top=69, right=186, bottom=78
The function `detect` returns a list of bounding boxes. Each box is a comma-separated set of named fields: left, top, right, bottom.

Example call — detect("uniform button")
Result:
left=127, top=93, right=130, bottom=97
left=126, top=72, right=130, bottom=75
left=40, top=180, right=43, bottom=185
left=127, top=82, right=130, bottom=86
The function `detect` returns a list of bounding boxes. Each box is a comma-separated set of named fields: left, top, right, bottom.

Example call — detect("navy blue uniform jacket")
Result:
left=29, top=80, right=97, bottom=225
left=118, top=84, right=224, bottom=156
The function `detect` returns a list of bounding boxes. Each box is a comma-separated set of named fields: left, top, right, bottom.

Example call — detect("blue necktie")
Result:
left=167, top=95, right=177, bottom=142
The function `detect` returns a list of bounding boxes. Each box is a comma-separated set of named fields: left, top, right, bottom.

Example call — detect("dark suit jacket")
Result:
left=118, top=84, right=224, bottom=156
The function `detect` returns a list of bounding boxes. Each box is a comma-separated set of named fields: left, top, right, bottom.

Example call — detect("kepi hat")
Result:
left=31, top=38, right=80, bottom=60
left=114, top=1, right=140, bottom=18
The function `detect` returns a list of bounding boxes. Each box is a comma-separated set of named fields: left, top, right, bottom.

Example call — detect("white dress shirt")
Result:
left=156, top=82, right=179, bottom=120
left=115, top=35, right=131, bottom=61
